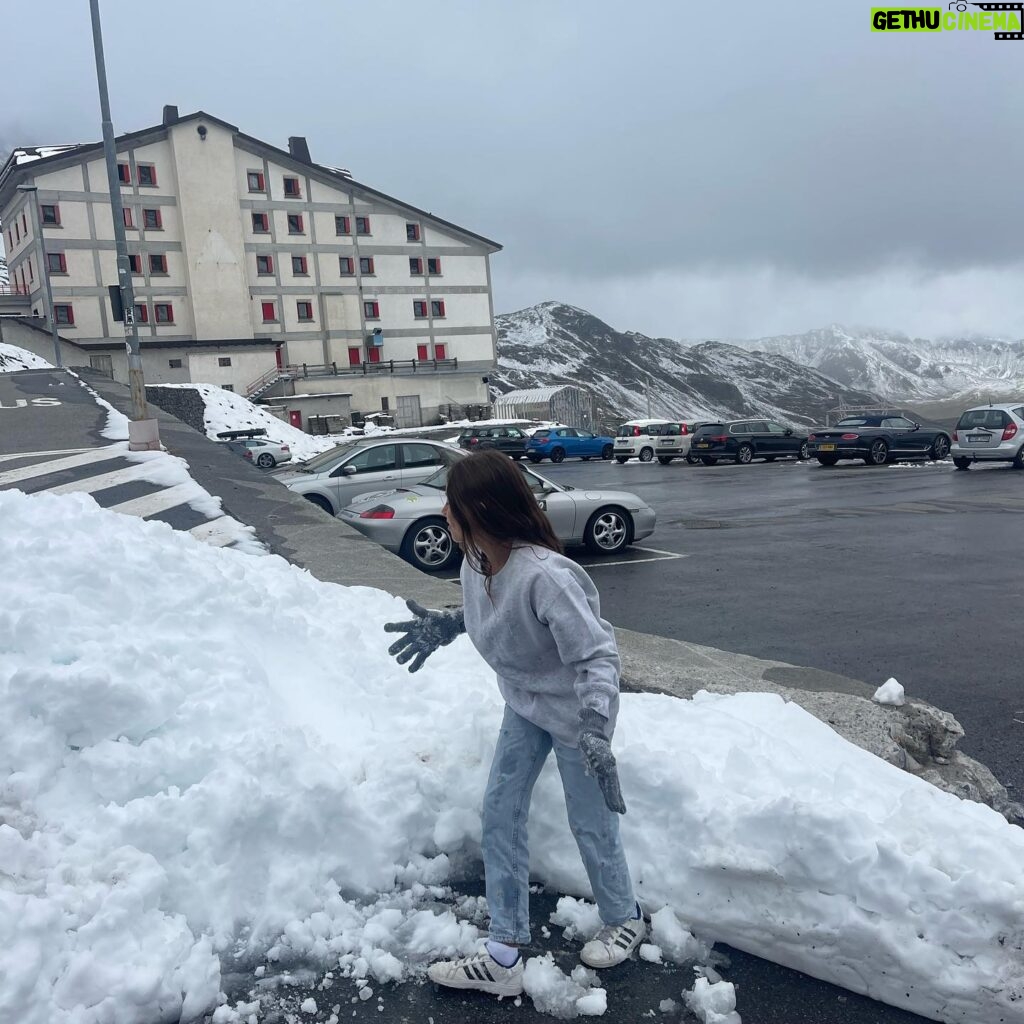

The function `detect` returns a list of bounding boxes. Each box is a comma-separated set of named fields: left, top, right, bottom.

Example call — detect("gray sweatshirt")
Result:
left=460, top=544, right=620, bottom=747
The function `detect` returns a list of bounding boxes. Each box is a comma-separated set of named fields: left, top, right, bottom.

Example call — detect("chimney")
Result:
left=162, top=104, right=179, bottom=125
left=288, top=136, right=312, bottom=163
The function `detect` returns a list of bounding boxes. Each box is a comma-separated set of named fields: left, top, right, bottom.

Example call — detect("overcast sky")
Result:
left=3, top=0, right=1022, bottom=340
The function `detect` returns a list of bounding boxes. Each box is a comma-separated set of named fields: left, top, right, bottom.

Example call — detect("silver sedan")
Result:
left=339, top=461, right=656, bottom=572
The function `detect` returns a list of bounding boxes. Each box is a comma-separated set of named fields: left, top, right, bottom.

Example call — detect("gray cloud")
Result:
left=3, top=0, right=1022, bottom=337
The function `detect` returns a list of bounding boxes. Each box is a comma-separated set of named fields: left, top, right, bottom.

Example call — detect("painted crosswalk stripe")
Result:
left=47, top=461, right=156, bottom=496
left=0, top=448, right=94, bottom=465
left=105, top=482, right=198, bottom=519
left=189, top=516, right=247, bottom=547
left=0, top=445, right=127, bottom=486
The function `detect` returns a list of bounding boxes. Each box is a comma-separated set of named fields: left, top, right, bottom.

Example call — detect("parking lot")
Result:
left=472, top=455, right=1023, bottom=798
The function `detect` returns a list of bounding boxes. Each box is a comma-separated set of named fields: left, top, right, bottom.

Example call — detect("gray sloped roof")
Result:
left=494, top=385, right=578, bottom=405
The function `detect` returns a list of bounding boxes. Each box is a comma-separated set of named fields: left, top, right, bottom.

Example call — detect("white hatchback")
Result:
left=613, top=419, right=678, bottom=464
left=950, top=403, right=1024, bottom=469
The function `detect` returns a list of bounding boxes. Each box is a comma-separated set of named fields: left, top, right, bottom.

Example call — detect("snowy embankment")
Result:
left=1, top=490, right=1022, bottom=1024
left=0, top=342, right=51, bottom=372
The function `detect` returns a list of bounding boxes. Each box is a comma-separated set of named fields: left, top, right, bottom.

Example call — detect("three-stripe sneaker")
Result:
left=427, top=949, right=525, bottom=996
left=579, top=908, right=647, bottom=969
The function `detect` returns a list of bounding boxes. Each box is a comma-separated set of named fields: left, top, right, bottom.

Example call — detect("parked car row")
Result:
left=458, top=425, right=616, bottom=463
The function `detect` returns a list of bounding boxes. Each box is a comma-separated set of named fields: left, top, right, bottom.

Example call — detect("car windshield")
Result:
left=533, top=429, right=551, bottom=438
left=835, top=417, right=874, bottom=427
left=658, top=423, right=683, bottom=436
left=295, top=442, right=358, bottom=472
left=694, top=424, right=724, bottom=436
left=957, top=409, right=1007, bottom=430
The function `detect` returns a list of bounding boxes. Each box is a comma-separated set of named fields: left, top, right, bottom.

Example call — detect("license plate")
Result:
left=662, top=440, right=676, bottom=446
left=817, top=443, right=837, bottom=451
left=968, top=434, right=991, bottom=443
left=695, top=442, right=710, bottom=448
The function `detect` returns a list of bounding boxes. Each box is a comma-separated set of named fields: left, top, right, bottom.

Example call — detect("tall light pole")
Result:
left=17, top=184, right=62, bottom=367
left=89, top=0, right=159, bottom=449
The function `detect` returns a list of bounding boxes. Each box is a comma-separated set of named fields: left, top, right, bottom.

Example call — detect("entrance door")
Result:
left=395, top=394, right=422, bottom=428
left=289, top=410, right=302, bottom=429
left=89, top=354, right=113, bottom=378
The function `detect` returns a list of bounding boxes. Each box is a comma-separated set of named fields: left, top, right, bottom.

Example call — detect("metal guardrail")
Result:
left=0, top=284, right=31, bottom=296
left=246, top=357, right=460, bottom=399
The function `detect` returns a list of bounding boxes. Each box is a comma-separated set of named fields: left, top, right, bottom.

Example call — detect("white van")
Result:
left=613, top=419, right=689, bottom=463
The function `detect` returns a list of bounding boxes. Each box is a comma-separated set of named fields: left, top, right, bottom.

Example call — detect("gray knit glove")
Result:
left=384, top=599, right=466, bottom=673
left=578, top=708, right=626, bottom=814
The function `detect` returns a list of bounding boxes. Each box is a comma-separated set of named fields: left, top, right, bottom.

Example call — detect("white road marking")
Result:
left=583, top=546, right=688, bottom=569
left=105, top=482, right=197, bottom=519
left=0, top=447, right=93, bottom=464
left=47, top=461, right=155, bottom=496
left=0, top=445, right=127, bottom=485
left=189, top=516, right=248, bottom=547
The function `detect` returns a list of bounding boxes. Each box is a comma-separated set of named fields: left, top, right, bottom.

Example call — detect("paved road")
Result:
left=529, top=455, right=1024, bottom=797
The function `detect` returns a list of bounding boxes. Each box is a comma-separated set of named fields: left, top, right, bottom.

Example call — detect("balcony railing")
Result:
left=0, top=283, right=32, bottom=296
left=245, top=357, right=459, bottom=399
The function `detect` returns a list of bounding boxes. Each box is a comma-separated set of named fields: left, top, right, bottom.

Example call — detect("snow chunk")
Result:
left=873, top=677, right=906, bottom=706
left=649, top=907, right=708, bottom=964
left=684, top=977, right=741, bottom=1024
left=522, top=954, right=605, bottom=1017
left=300, top=996, right=317, bottom=1013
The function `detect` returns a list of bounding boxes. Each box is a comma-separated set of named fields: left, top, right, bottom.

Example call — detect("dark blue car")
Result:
left=526, top=427, right=615, bottom=463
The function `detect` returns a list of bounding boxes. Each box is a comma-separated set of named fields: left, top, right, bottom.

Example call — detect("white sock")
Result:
left=486, top=939, right=521, bottom=967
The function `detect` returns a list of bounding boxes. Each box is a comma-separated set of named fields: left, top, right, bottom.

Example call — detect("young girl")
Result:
left=384, top=449, right=644, bottom=997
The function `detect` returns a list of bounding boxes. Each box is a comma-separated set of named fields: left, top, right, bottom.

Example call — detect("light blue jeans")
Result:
left=481, top=706, right=636, bottom=945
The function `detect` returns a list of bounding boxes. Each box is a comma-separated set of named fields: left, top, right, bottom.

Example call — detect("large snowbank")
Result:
left=0, top=342, right=52, bottom=372
left=1, top=489, right=1022, bottom=1024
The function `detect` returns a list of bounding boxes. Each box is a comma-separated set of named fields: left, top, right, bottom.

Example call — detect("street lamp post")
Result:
left=89, top=0, right=159, bottom=450
left=17, top=184, right=62, bottom=368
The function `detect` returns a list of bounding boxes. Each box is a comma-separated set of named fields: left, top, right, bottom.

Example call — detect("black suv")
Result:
left=457, top=425, right=528, bottom=459
left=691, top=420, right=810, bottom=465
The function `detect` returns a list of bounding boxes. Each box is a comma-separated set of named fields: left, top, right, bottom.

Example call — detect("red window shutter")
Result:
left=368, top=346, right=381, bottom=363
left=123, top=209, right=133, bottom=228
left=262, top=301, right=276, bottom=321
left=348, top=347, right=361, bottom=366
left=435, top=344, right=447, bottom=360
left=417, top=344, right=429, bottom=360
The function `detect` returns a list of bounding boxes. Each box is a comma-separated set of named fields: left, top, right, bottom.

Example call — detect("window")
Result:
left=348, top=346, right=361, bottom=366
left=409, top=257, right=423, bottom=275
left=256, top=255, right=274, bottom=275
left=154, top=303, right=174, bottom=324
left=283, top=176, right=301, bottom=197
left=218, top=356, right=232, bottom=367
left=137, top=164, right=157, bottom=186
left=252, top=212, right=269, bottom=233
left=416, top=344, right=429, bottom=360
left=54, top=304, right=74, bottom=325
left=168, top=358, right=183, bottom=369
left=339, top=256, right=354, bottom=275
left=355, top=216, right=371, bottom=234
left=339, top=445, right=397, bottom=475
left=287, top=214, right=304, bottom=234
left=363, top=300, right=380, bottom=319
left=21, top=213, right=27, bottom=233
left=47, top=252, right=67, bottom=274
left=41, top=204, right=60, bottom=226
left=123, top=208, right=134, bottom=229
left=261, top=301, right=277, bottom=322
left=149, top=253, right=168, bottom=274
left=296, top=301, right=314, bottom=321
left=14, top=222, right=20, bottom=243
left=292, top=255, right=308, bottom=275
left=134, top=303, right=149, bottom=323
left=247, top=171, right=265, bottom=192
left=430, top=299, right=445, bottom=317
left=413, top=300, right=428, bottom=318
left=143, top=208, right=162, bottom=229
left=117, top=162, right=131, bottom=184
left=222, top=384, right=234, bottom=393
left=359, top=256, right=374, bottom=274
left=28, top=259, right=33, bottom=282
left=128, top=254, right=142, bottom=274
left=434, top=343, right=447, bottom=360
left=427, top=257, right=442, bottom=275
left=406, top=222, right=420, bottom=241
left=335, top=215, right=350, bottom=234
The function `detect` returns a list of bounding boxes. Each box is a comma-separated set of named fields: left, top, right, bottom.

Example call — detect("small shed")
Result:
left=492, top=385, right=597, bottom=429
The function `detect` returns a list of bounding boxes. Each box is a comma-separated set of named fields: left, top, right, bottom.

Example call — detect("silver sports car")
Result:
left=339, top=461, right=657, bottom=572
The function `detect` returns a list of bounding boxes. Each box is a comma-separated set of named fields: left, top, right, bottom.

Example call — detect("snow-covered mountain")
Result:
left=730, top=325, right=1024, bottom=402
left=494, top=303, right=880, bottom=428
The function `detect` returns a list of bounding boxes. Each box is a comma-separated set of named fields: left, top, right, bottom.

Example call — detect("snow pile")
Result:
left=2, top=488, right=1023, bottom=1024
left=0, top=343, right=52, bottom=373
left=873, top=677, right=906, bottom=706
left=523, top=955, right=606, bottom=1017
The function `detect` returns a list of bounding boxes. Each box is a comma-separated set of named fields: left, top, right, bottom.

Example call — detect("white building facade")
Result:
left=0, top=106, right=501, bottom=427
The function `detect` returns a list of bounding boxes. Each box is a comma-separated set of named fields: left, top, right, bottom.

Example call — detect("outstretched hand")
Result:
left=578, top=708, right=626, bottom=814
left=384, top=599, right=465, bottom=673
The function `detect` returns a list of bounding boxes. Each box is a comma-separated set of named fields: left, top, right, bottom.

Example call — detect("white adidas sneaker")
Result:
left=427, top=950, right=525, bottom=997
left=580, top=910, right=647, bottom=969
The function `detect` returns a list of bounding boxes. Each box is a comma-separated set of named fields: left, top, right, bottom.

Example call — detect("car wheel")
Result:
left=736, top=443, right=754, bottom=464
left=700, top=456, right=718, bottom=466
left=550, top=447, right=566, bottom=463
left=1014, top=445, right=1024, bottom=470
left=615, top=456, right=628, bottom=464
left=953, top=457, right=971, bottom=471
left=798, top=441, right=810, bottom=460
left=686, top=452, right=701, bottom=465
left=638, top=447, right=654, bottom=463
left=401, top=516, right=461, bottom=572
left=256, top=452, right=276, bottom=469
left=929, top=435, right=951, bottom=460
left=657, top=456, right=673, bottom=465
left=602, top=444, right=614, bottom=460
left=865, top=439, right=889, bottom=466
left=583, top=507, right=631, bottom=555
left=304, top=494, right=334, bottom=516
left=816, top=455, right=839, bottom=467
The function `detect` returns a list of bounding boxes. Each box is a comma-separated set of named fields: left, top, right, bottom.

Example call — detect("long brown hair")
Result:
left=446, top=449, right=562, bottom=575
